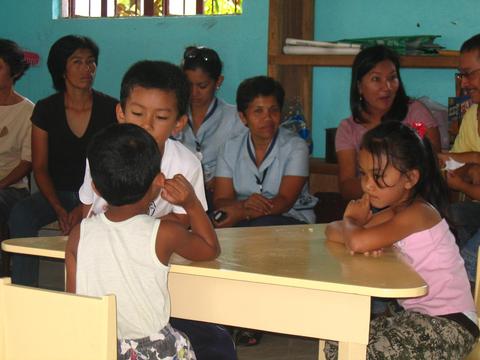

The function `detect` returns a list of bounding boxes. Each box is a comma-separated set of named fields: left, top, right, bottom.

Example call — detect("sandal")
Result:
left=234, top=329, right=263, bottom=346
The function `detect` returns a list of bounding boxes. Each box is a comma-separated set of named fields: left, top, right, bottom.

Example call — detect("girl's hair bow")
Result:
left=411, top=122, right=427, bottom=139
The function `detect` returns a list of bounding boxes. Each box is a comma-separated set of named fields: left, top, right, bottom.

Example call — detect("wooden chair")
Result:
left=466, top=248, right=480, bottom=359
left=0, top=277, right=117, bottom=359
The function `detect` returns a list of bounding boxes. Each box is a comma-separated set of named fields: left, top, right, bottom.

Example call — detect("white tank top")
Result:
left=76, top=213, right=170, bottom=340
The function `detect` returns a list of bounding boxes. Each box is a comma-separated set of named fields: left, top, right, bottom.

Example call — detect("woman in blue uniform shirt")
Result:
left=213, top=75, right=317, bottom=228
left=177, top=46, right=246, bottom=209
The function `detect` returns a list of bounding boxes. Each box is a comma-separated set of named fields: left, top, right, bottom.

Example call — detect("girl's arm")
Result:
left=326, top=206, right=396, bottom=244
left=32, top=125, right=70, bottom=233
left=343, top=202, right=438, bottom=253
left=65, top=223, right=80, bottom=293
left=325, top=220, right=345, bottom=244
left=156, top=175, right=220, bottom=264
left=336, top=149, right=363, bottom=200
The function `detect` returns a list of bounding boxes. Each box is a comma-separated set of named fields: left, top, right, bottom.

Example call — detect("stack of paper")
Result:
left=283, top=38, right=361, bottom=55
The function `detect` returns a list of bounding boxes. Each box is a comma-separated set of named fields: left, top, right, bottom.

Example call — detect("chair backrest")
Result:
left=0, top=277, right=117, bottom=360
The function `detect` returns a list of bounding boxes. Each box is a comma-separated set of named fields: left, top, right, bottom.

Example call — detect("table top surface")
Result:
left=2, top=224, right=427, bottom=298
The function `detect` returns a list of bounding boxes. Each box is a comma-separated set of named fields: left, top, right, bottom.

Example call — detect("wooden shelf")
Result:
left=269, top=54, right=459, bottom=69
left=267, top=0, right=460, bottom=128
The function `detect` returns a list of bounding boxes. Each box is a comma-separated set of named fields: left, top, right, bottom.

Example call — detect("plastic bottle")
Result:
left=281, top=96, right=313, bottom=154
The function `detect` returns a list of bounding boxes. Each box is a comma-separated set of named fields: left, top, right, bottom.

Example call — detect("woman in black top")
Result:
left=9, top=35, right=117, bottom=286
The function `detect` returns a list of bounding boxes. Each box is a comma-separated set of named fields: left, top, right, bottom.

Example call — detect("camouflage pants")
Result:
left=118, top=323, right=196, bottom=360
left=324, top=311, right=476, bottom=360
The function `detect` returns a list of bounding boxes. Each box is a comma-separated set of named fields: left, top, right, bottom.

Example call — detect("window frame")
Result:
left=64, top=0, right=241, bottom=18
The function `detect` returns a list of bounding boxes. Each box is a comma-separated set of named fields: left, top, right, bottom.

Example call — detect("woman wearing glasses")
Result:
left=178, top=46, right=246, bottom=209
left=336, top=45, right=441, bottom=201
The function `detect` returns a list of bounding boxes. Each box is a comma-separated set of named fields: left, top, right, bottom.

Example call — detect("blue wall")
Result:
left=1, top=0, right=478, bottom=157
left=0, top=0, right=268, bottom=105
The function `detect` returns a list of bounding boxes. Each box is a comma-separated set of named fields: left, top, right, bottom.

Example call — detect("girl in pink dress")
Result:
left=326, top=121, right=477, bottom=359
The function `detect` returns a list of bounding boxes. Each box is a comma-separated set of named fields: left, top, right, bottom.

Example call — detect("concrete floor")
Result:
left=37, top=259, right=319, bottom=360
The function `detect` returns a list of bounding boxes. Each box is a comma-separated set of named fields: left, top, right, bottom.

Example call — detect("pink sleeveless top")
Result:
left=396, top=219, right=476, bottom=317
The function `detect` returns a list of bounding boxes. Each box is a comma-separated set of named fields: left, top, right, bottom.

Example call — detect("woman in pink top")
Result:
left=326, top=122, right=477, bottom=359
left=335, top=45, right=441, bottom=200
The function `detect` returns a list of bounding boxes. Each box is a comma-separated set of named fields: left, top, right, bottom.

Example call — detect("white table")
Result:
left=2, top=224, right=427, bottom=359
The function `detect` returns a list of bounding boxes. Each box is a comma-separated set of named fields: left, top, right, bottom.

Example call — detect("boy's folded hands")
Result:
left=161, top=174, right=198, bottom=209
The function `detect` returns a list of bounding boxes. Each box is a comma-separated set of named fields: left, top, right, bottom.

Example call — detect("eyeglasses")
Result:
left=455, top=68, right=480, bottom=81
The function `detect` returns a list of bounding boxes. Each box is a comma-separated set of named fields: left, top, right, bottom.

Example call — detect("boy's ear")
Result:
left=172, top=114, right=188, bottom=136
left=116, top=103, right=126, bottom=123
left=151, top=173, right=165, bottom=195
left=404, top=169, right=420, bottom=190
left=153, top=172, right=165, bottom=187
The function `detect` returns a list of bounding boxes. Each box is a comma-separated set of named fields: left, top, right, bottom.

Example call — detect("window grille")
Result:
left=63, top=0, right=242, bottom=17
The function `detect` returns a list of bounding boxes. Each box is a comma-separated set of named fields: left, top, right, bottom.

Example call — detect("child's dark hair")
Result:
left=181, top=46, right=222, bottom=80
left=47, top=35, right=99, bottom=92
left=120, top=60, right=190, bottom=118
left=87, top=123, right=161, bottom=207
left=0, top=38, right=30, bottom=83
left=350, top=45, right=409, bottom=124
left=361, top=121, right=448, bottom=215
left=236, top=76, right=285, bottom=114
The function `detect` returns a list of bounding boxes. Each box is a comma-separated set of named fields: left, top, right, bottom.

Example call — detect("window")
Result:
left=62, top=0, right=242, bottom=17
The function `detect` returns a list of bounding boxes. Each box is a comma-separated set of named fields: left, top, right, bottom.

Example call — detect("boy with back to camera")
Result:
left=66, top=123, right=220, bottom=359
left=79, top=60, right=206, bottom=226
left=78, top=60, right=237, bottom=360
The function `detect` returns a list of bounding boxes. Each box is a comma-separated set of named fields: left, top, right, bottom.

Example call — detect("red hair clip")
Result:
left=23, top=51, right=39, bottom=66
left=411, top=122, right=427, bottom=139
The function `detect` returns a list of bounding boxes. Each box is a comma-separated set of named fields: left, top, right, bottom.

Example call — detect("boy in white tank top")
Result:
left=66, top=123, right=220, bottom=360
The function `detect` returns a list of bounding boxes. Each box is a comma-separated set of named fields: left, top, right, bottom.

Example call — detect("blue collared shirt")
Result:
left=176, top=97, right=247, bottom=182
left=216, top=127, right=317, bottom=223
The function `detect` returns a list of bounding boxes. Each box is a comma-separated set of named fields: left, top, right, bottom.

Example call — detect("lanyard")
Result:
left=187, top=98, right=219, bottom=152
left=247, top=131, right=279, bottom=193
left=255, top=168, right=269, bottom=192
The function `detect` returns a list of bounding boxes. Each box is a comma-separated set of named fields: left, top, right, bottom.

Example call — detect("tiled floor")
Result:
left=38, top=259, right=319, bottom=360
left=236, top=332, right=319, bottom=359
